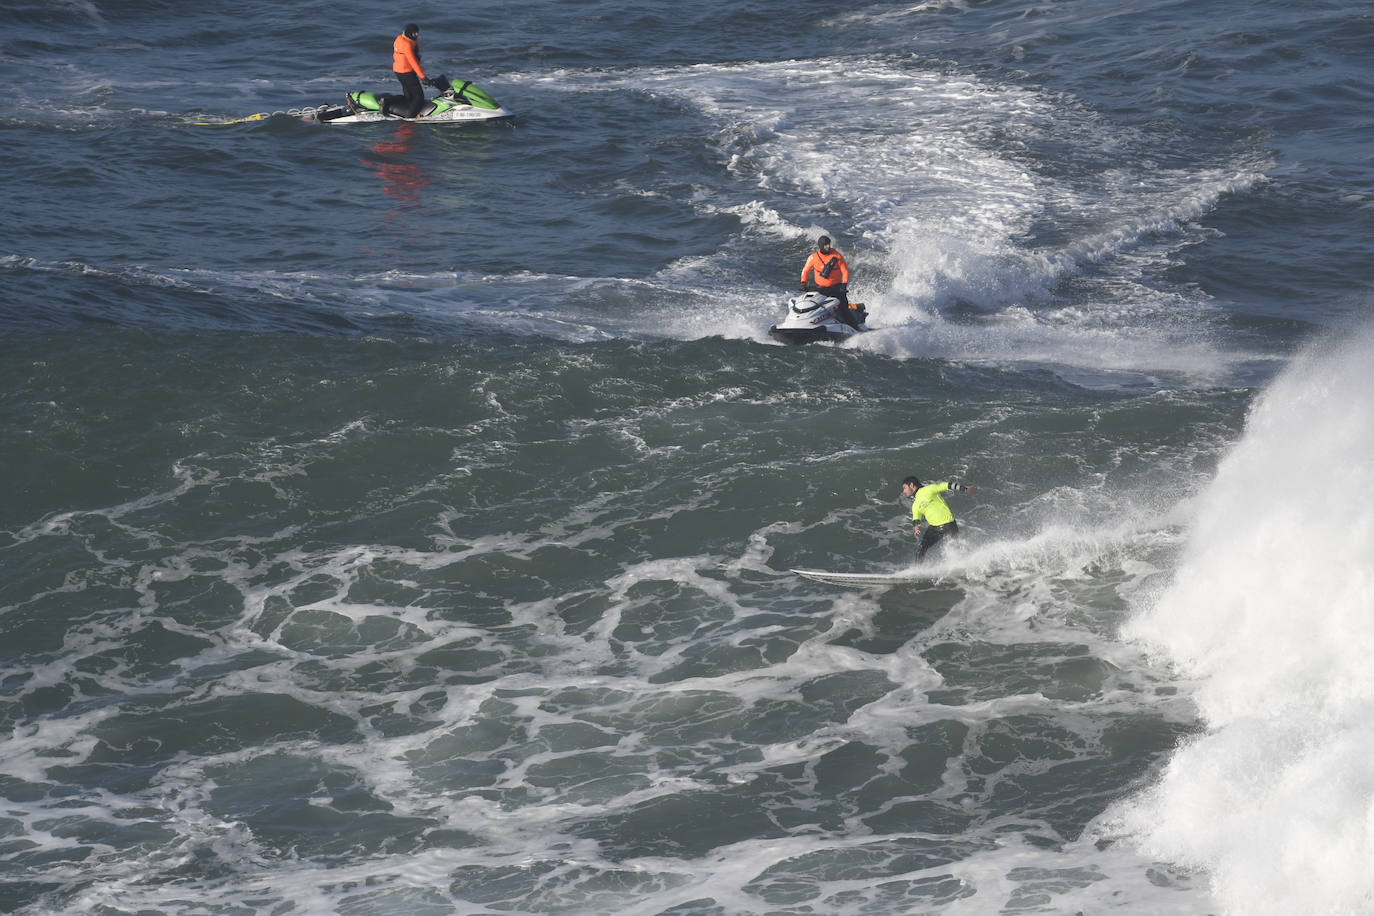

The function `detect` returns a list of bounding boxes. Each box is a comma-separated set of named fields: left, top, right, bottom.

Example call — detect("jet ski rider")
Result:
left=381, top=23, right=438, bottom=118
left=800, top=236, right=858, bottom=328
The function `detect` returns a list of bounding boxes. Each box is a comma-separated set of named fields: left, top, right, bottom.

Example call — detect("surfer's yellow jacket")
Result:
left=910, top=482, right=957, bottom=527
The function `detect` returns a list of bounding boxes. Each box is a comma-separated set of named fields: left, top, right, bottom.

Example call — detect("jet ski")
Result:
left=768, top=291, right=869, bottom=344
left=309, top=74, right=512, bottom=125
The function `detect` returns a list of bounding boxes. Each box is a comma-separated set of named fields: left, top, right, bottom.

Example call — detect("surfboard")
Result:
left=790, top=568, right=926, bottom=587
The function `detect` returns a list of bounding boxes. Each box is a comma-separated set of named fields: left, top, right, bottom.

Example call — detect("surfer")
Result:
left=901, top=476, right=978, bottom=559
left=800, top=236, right=858, bottom=327
left=380, top=23, right=436, bottom=118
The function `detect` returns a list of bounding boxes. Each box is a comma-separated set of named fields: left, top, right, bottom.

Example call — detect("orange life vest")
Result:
left=800, top=248, right=850, bottom=287
left=392, top=34, right=426, bottom=78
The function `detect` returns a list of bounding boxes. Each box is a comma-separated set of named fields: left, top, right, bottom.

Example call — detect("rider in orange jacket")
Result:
left=380, top=23, right=432, bottom=118
left=800, top=236, right=857, bottom=325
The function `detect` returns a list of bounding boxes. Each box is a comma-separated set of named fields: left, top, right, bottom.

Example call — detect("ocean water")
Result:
left=2, top=1, right=1373, bottom=913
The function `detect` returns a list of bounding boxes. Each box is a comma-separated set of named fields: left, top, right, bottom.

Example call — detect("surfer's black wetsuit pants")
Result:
left=917, top=520, right=958, bottom=559
left=392, top=71, right=426, bottom=118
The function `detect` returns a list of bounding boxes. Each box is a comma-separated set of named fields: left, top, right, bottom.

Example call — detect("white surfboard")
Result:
left=790, top=568, right=928, bottom=587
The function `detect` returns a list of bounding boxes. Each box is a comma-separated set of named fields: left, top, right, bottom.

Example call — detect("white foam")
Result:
left=1113, top=324, right=1374, bottom=913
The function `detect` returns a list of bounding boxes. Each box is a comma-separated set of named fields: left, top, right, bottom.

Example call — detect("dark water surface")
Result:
left=4, top=1, right=1373, bottom=913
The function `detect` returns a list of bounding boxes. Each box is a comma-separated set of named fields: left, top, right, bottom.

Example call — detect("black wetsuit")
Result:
left=392, top=71, right=425, bottom=118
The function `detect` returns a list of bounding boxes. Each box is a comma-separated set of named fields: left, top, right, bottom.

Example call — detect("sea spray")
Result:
left=1117, top=325, right=1374, bottom=914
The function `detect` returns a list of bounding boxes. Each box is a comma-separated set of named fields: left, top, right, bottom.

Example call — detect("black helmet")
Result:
left=404, top=23, right=420, bottom=39
left=817, top=235, right=831, bottom=249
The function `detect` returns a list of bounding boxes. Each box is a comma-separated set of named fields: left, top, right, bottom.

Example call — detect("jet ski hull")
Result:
left=767, top=291, right=868, bottom=345
left=768, top=325, right=856, bottom=345
left=312, top=106, right=513, bottom=125
left=310, top=75, right=512, bottom=125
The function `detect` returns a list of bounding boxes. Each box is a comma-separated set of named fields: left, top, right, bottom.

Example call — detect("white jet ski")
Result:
left=768, top=291, right=869, bottom=344
left=309, top=74, right=512, bottom=125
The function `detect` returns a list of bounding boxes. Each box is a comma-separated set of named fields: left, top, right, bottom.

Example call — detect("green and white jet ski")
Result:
left=311, top=74, right=512, bottom=125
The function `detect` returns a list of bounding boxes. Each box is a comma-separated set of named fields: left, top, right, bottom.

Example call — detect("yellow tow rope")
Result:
left=185, top=107, right=328, bottom=126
